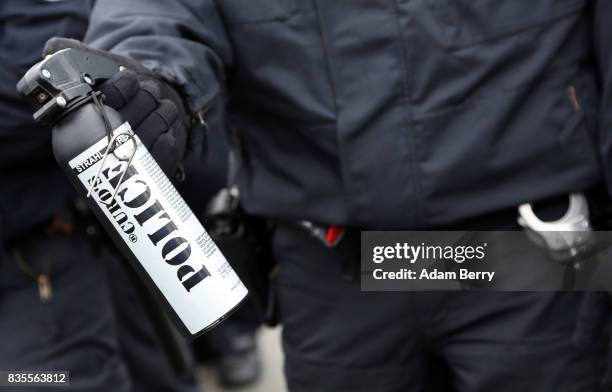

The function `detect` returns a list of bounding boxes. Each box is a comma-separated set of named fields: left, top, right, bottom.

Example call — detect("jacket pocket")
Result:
left=413, top=68, right=601, bottom=224
left=426, top=0, right=585, bottom=50
left=219, top=0, right=298, bottom=25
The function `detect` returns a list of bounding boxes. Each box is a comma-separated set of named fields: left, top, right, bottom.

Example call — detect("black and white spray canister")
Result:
left=18, top=48, right=248, bottom=337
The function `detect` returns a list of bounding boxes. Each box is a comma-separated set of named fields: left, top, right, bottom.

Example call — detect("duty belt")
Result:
left=296, top=192, right=605, bottom=281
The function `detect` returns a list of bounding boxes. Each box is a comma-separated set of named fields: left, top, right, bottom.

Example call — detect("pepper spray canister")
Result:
left=17, top=48, right=248, bottom=337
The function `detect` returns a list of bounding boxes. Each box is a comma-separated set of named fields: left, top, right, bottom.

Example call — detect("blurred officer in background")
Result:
left=200, top=302, right=261, bottom=388
left=0, top=1, right=198, bottom=391
left=39, top=0, right=612, bottom=391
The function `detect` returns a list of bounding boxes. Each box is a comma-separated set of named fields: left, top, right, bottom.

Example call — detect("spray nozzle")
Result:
left=17, top=48, right=124, bottom=124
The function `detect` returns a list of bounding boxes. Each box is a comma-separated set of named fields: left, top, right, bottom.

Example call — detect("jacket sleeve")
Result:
left=84, top=0, right=232, bottom=117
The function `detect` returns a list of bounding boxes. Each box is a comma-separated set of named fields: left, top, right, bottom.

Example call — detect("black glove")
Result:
left=43, top=38, right=190, bottom=176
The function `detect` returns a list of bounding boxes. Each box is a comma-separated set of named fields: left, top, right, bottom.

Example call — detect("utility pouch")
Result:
left=204, top=187, right=278, bottom=326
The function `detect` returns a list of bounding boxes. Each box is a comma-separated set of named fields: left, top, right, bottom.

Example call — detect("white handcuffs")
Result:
left=518, top=193, right=592, bottom=262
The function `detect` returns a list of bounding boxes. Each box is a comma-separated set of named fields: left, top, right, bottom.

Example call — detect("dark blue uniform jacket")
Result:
left=85, top=0, right=612, bottom=229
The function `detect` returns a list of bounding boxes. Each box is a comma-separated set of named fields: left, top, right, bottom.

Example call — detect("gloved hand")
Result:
left=43, top=37, right=190, bottom=176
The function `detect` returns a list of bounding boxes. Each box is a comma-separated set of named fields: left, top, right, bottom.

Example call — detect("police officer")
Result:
left=40, top=0, right=612, bottom=390
left=0, top=1, right=199, bottom=391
